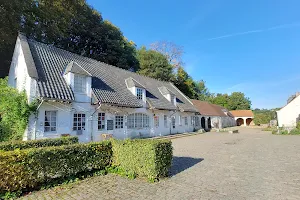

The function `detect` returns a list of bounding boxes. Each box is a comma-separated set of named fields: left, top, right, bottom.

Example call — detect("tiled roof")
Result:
left=230, top=110, right=254, bottom=117
left=158, top=86, right=175, bottom=95
left=22, top=35, right=197, bottom=111
left=191, top=100, right=229, bottom=117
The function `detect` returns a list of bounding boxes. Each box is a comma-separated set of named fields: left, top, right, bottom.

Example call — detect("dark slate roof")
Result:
left=19, top=33, right=39, bottom=79
left=125, top=77, right=146, bottom=89
left=64, top=61, right=91, bottom=76
left=22, top=35, right=197, bottom=111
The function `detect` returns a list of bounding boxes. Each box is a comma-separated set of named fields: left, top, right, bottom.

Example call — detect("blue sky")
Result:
left=88, top=0, right=300, bottom=109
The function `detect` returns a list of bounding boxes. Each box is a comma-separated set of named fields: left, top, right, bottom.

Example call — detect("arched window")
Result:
left=127, top=113, right=150, bottom=129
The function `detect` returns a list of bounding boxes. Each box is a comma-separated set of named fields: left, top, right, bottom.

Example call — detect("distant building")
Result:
left=230, top=110, right=254, bottom=126
left=277, top=92, right=300, bottom=127
left=191, top=100, right=236, bottom=129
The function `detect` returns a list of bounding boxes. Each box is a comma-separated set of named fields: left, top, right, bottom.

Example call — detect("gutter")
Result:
left=90, top=102, right=102, bottom=142
left=34, top=99, right=44, bottom=140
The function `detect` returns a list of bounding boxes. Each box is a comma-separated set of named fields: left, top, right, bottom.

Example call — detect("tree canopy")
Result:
left=137, top=47, right=174, bottom=81
left=0, top=0, right=139, bottom=77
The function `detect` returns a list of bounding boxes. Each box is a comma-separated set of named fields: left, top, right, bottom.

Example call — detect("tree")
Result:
left=150, top=41, right=184, bottom=69
left=0, top=0, right=139, bottom=78
left=210, top=93, right=230, bottom=108
left=136, top=47, right=174, bottom=81
left=227, top=92, right=251, bottom=110
left=174, top=67, right=195, bottom=98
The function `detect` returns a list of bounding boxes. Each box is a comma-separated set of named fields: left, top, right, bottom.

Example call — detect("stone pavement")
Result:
left=20, top=128, right=300, bottom=200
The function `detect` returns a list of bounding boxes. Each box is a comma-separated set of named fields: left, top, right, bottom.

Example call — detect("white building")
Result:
left=230, top=110, right=254, bottom=126
left=277, top=93, right=300, bottom=127
left=8, top=34, right=202, bottom=142
left=191, top=100, right=236, bottom=129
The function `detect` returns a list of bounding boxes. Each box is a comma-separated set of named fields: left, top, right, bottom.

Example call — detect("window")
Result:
left=115, top=115, right=124, bottom=129
left=98, top=113, right=105, bottom=130
left=44, top=111, right=57, bottom=132
left=179, top=116, right=182, bottom=126
left=136, top=88, right=143, bottom=100
left=184, top=117, right=188, bottom=126
left=164, top=115, right=168, bottom=128
left=74, top=74, right=86, bottom=93
left=191, top=116, right=195, bottom=126
left=195, top=116, right=200, bottom=127
left=154, top=116, right=159, bottom=128
left=73, top=113, right=86, bottom=130
left=172, top=116, right=176, bottom=128
left=127, top=113, right=150, bottom=129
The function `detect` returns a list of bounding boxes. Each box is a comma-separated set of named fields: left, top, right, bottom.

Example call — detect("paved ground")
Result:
left=20, top=128, right=300, bottom=200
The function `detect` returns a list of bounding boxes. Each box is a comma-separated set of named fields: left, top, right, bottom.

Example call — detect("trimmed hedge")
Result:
left=0, top=137, right=78, bottom=151
left=0, top=141, right=112, bottom=193
left=111, top=139, right=173, bottom=181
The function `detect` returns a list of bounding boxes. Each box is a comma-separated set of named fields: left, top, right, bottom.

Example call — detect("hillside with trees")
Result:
left=0, top=0, right=251, bottom=110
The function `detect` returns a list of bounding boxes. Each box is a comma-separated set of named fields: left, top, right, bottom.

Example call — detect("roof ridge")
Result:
left=26, top=37, right=174, bottom=85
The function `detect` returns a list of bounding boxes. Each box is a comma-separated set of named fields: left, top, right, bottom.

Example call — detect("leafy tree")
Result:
left=253, top=108, right=278, bottom=125
left=0, top=78, right=37, bottom=141
left=137, top=47, right=174, bottom=81
left=210, top=93, right=230, bottom=108
left=227, top=92, right=251, bottom=110
left=0, top=0, right=139, bottom=78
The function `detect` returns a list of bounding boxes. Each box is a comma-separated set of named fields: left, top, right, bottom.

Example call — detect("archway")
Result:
left=246, top=118, right=253, bottom=126
left=207, top=117, right=212, bottom=129
left=201, top=117, right=205, bottom=129
left=236, top=118, right=244, bottom=126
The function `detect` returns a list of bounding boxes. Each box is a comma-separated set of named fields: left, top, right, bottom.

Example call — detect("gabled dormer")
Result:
left=125, top=77, right=146, bottom=104
left=64, top=61, right=92, bottom=102
left=158, top=86, right=176, bottom=106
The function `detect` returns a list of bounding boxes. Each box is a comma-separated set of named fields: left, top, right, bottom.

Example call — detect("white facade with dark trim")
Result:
left=8, top=34, right=203, bottom=142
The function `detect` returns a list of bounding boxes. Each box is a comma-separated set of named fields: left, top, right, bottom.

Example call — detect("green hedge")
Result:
left=111, top=139, right=173, bottom=181
left=0, top=137, right=78, bottom=151
left=0, top=141, right=112, bottom=193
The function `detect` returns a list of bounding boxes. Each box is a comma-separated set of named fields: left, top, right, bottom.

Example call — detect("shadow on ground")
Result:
left=170, top=156, right=204, bottom=176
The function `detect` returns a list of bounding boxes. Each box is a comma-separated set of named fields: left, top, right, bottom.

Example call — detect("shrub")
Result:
left=0, top=77, right=37, bottom=142
left=0, top=137, right=78, bottom=151
left=0, top=141, right=112, bottom=193
left=289, top=129, right=300, bottom=135
left=111, top=139, right=173, bottom=181
left=296, top=122, right=300, bottom=130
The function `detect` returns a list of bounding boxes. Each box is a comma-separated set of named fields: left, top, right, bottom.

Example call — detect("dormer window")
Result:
left=136, top=88, right=143, bottom=100
left=74, top=74, right=86, bottom=93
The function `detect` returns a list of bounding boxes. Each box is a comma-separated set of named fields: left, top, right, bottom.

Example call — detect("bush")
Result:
left=289, top=129, right=300, bottom=135
left=0, top=141, right=112, bottom=193
left=0, top=137, right=78, bottom=151
left=111, top=139, right=173, bottom=181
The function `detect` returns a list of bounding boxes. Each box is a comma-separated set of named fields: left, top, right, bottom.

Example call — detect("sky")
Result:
left=87, top=0, right=300, bottom=109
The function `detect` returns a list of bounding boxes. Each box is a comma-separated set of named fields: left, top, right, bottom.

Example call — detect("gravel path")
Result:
left=20, top=128, right=300, bottom=200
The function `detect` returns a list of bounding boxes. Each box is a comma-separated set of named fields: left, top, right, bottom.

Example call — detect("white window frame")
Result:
left=172, top=116, right=176, bottom=128
left=136, top=88, right=143, bottom=100
left=195, top=116, right=200, bottom=127
left=179, top=115, right=182, bottom=126
left=154, top=116, right=159, bottom=128
left=184, top=116, right=188, bottom=126
left=74, top=74, right=86, bottom=93
left=164, top=115, right=168, bottom=128
left=98, top=113, right=105, bottom=130
left=127, top=113, right=150, bottom=129
left=191, top=116, right=195, bottom=126
left=44, top=111, right=57, bottom=132
left=115, top=115, right=124, bottom=129
left=73, top=113, right=86, bottom=130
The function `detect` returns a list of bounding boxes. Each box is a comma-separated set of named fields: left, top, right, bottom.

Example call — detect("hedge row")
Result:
left=0, top=137, right=78, bottom=151
left=0, top=141, right=112, bottom=193
left=111, top=139, right=173, bottom=181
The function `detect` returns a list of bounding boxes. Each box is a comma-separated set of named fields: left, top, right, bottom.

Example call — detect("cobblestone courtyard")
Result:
left=20, top=128, right=300, bottom=200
